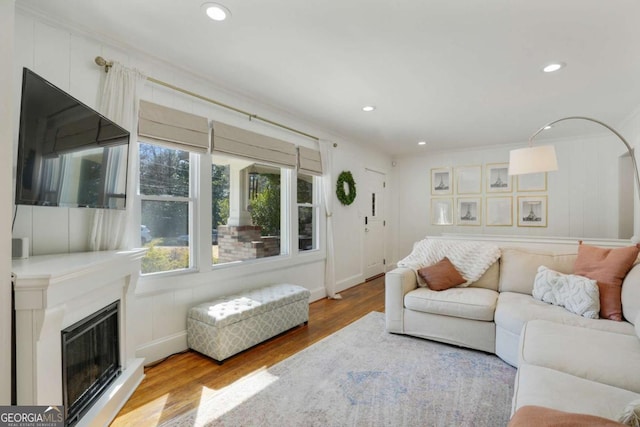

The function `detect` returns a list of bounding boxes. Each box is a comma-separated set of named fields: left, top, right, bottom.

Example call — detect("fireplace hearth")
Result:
left=62, top=301, right=121, bottom=426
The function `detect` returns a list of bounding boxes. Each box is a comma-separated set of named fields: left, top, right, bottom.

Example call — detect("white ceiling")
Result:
left=16, top=0, right=640, bottom=155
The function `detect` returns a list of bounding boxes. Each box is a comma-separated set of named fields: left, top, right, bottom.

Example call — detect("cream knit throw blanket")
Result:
left=398, top=238, right=501, bottom=286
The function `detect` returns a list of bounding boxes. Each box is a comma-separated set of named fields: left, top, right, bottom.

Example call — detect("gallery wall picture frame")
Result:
left=455, top=165, right=482, bottom=194
left=486, top=196, right=513, bottom=226
left=518, top=195, right=548, bottom=227
left=456, top=197, right=481, bottom=226
left=430, top=198, right=454, bottom=225
left=517, top=172, right=547, bottom=192
left=431, top=167, right=452, bottom=195
left=486, top=163, right=512, bottom=193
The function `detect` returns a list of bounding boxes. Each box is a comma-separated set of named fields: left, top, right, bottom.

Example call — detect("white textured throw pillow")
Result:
left=532, top=266, right=600, bottom=319
left=618, top=398, right=640, bottom=427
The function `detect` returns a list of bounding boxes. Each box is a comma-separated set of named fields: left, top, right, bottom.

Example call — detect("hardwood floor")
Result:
left=110, top=276, right=385, bottom=426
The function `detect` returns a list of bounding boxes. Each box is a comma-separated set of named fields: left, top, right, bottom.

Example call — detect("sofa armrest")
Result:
left=385, top=267, right=418, bottom=333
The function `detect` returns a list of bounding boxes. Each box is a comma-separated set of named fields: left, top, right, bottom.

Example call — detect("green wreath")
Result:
left=336, top=171, right=357, bottom=205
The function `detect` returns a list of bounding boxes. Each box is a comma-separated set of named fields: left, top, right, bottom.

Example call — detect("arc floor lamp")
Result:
left=508, top=116, right=640, bottom=240
left=508, top=115, right=640, bottom=193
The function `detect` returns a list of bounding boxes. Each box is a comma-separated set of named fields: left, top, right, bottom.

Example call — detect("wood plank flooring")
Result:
left=110, top=276, right=385, bottom=426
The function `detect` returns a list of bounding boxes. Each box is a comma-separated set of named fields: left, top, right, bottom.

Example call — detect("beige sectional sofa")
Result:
left=385, top=242, right=640, bottom=421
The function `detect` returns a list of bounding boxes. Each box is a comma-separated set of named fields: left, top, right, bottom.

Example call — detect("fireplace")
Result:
left=12, top=249, right=146, bottom=427
left=62, top=301, right=121, bottom=426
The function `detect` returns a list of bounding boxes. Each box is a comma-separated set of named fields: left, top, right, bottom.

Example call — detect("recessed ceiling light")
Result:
left=202, top=3, right=231, bottom=21
left=418, top=141, right=427, bottom=146
left=362, top=105, right=376, bottom=112
left=542, top=62, right=565, bottom=73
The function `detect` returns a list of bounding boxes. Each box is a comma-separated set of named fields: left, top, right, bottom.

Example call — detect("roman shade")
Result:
left=138, top=100, right=209, bottom=153
left=297, top=146, right=323, bottom=176
left=212, top=121, right=297, bottom=167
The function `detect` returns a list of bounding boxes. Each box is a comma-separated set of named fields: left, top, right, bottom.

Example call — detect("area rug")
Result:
left=163, top=312, right=516, bottom=427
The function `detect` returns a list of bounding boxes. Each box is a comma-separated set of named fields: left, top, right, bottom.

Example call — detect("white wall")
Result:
left=1, top=0, right=15, bottom=406
left=12, top=10, right=393, bottom=363
left=391, top=131, right=631, bottom=261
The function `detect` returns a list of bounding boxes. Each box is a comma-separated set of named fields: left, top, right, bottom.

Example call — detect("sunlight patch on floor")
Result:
left=193, top=367, right=279, bottom=425
left=114, top=394, right=168, bottom=427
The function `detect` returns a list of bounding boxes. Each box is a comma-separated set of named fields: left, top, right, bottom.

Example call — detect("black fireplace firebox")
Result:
left=61, top=301, right=121, bottom=426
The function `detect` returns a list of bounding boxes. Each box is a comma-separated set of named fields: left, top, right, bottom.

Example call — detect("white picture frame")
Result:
left=517, top=172, right=547, bottom=192
left=431, top=167, right=452, bottom=195
left=430, top=198, right=453, bottom=225
left=486, top=196, right=513, bottom=226
left=486, top=163, right=512, bottom=193
left=518, top=195, right=547, bottom=227
left=455, top=165, right=482, bottom=194
left=456, top=197, right=481, bottom=226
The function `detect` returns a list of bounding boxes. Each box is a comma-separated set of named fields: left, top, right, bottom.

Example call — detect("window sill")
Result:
left=135, top=249, right=325, bottom=296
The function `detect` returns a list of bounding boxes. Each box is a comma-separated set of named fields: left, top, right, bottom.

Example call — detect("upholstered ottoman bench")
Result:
left=187, top=283, right=310, bottom=363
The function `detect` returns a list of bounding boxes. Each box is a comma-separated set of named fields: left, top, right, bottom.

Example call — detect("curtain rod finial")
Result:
left=94, top=56, right=113, bottom=72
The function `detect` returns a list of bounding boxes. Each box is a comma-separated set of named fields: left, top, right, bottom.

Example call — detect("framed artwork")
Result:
left=430, top=198, right=453, bottom=225
left=486, top=163, right=512, bottom=193
left=455, top=165, right=482, bottom=194
left=486, top=196, right=513, bottom=226
left=431, top=167, right=452, bottom=195
left=456, top=197, right=481, bottom=226
left=518, top=196, right=547, bottom=227
left=517, top=172, right=547, bottom=192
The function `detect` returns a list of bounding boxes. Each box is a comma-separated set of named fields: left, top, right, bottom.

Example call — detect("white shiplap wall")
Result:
left=12, top=9, right=393, bottom=363
left=392, top=132, right=633, bottom=259
left=1, top=0, right=15, bottom=405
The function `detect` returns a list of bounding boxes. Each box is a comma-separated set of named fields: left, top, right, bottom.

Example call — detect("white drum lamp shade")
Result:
left=508, top=145, right=558, bottom=175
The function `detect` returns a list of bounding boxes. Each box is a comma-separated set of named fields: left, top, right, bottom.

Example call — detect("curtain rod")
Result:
left=94, top=56, right=319, bottom=142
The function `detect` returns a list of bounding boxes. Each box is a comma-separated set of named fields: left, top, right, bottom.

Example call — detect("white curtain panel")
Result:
left=319, top=140, right=340, bottom=299
left=90, top=62, right=146, bottom=251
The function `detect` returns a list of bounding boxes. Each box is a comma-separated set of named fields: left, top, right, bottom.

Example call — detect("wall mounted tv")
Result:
left=15, top=68, right=130, bottom=210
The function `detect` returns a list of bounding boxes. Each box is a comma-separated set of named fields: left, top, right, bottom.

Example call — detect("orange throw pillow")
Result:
left=508, top=405, right=625, bottom=426
left=417, top=257, right=466, bottom=291
left=573, top=243, right=640, bottom=321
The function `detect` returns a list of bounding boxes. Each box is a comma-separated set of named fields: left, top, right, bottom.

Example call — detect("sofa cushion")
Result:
left=520, top=320, right=640, bottom=393
left=404, top=287, right=498, bottom=321
left=417, top=257, right=466, bottom=290
left=574, top=243, right=640, bottom=321
left=495, top=292, right=635, bottom=337
left=532, top=266, right=600, bottom=319
left=508, top=406, right=626, bottom=427
left=512, top=363, right=640, bottom=421
left=622, top=263, right=640, bottom=323
left=499, top=248, right=577, bottom=294
left=469, top=260, right=500, bottom=290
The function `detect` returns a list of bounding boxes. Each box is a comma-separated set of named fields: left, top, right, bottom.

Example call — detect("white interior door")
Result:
left=364, top=169, right=386, bottom=280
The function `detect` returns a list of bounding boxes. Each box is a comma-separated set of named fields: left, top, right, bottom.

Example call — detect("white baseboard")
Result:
left=136, top=331, right=188, bottom=365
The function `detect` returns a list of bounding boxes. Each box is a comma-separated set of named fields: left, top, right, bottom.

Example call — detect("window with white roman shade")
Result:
left=212, top=121, right=297, bottom=167
left=138, top=100, right=210, bottom=153
left=297, top=146, right=323, bottom=176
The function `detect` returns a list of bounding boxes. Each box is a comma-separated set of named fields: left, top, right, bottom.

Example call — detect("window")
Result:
left=297, top=173, right=318, bottom=251
left=139, top=142, right=195, bottom=274
left=212, top=154, right=287, bottom=265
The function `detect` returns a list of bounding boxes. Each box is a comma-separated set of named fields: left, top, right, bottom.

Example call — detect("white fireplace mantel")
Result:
left=12, top=249, right=147, bottom=427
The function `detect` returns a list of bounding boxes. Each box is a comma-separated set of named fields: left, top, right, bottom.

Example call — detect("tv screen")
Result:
left=15, top=68, right=130, bottom=209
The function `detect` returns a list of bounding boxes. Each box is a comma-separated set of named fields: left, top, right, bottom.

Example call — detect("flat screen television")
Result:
left=15, top=68, right=130, bottom=209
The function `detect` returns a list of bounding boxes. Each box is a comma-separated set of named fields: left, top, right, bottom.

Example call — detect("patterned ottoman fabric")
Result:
left=187, top=284, right=310, bottom=362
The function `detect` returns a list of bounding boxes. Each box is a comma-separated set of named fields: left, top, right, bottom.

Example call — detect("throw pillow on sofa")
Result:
left=417, top=257, right=466, bottom=291
left=573, top=243, right=640, bottom=321
left=509, top=405, right=626, bottom=426
left=532, top=266, right=600, bottom=318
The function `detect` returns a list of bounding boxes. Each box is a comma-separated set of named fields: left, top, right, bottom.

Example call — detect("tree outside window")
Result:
left=139, top=142, right=193, bottom=274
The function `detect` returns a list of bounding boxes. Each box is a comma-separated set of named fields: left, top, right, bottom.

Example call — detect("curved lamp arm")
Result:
left=525, top=116, right=640, bottom=201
